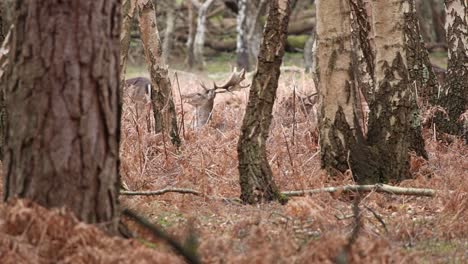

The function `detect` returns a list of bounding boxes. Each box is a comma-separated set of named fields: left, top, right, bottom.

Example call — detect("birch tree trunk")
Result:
left=193, top=0, right=216, bottom=70
left=236, top=0, right=250, bottom=70
left=3, top=0, right=121, bottom=233
left=436, top=0, right=467, bottom=137
left=137, top=0, right=180, bottom=146
left=317, top=0, right=361, bottom=175
left=247, top=0, right=267, bottom=68
left=367, top=0, right=414, bottom=182
left=237, top=0, right=291, bottom=205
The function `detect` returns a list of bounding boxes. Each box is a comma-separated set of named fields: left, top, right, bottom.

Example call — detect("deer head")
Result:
left=183, top=68, right=250, bottom=128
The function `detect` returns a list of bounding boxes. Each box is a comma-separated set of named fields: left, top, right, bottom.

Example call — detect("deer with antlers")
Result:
left=182, top=68, right=250, bottom=128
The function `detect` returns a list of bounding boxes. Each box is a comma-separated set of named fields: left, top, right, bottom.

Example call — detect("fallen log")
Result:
left=282, top=184, right=436, bottom=197
left=120, top=187, right=202, bottom=196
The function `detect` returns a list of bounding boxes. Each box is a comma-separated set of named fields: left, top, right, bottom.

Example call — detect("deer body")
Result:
left=124, top=77, right=153, bottom=132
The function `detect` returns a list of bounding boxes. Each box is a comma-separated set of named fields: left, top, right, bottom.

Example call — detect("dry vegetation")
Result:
left=0, top=71, right=466, bottom=263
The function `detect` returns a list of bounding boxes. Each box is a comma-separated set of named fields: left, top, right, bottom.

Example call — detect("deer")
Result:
left=182, top=68, right=250, bottom=128
left=124, top=77, right=153, bottom=132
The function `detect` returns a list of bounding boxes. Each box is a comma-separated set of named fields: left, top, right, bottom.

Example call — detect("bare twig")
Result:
left=282, top=184, right=436, bottom=197
left=120, top=188, right=202, bottom=196
left=365, top=205, right=388, bottom=233
left=175, top=72, right=186, bottom=139
left=122, top=209, right=200, bottom=264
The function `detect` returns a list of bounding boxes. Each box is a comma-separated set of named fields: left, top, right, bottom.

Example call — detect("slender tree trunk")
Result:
left=137, top=0, right=180, bottom=146
left=247, top=0, right=267, bottom=68
left=403, top=0, right=436, bottom=159
left=120, top=0, right=137, bottom=100
left=236, top=0, right=250, bottom=70
left=304, top=31, right=315, bottom=73
left=431, top=0, right=447, bottom=44
left=367, top=0, right=413, bottom=182
left=186, top=0, right=196, bottom=68
left=317, top=0, right=361, bottom=175
left=237, top=0, right=291, bottom=205
left=162, top=3, right=176, bottom=64
left=3, top=1, right=120, bottom=233
left=0, top=2, right=6, bottom=160
left=193, top=0, right=215, bottom=70
left=436, top=0, right=467, bottom=137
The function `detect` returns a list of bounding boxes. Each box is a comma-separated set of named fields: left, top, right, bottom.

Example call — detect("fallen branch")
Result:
left=120, top=188, right=202, bottom=196
left=123, top=209, right=200, bottom=264
left=282, top=184, right=436, bottom=197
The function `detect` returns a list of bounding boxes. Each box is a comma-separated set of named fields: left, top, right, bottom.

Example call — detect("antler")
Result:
left=214, top=68, right=250, bottom=93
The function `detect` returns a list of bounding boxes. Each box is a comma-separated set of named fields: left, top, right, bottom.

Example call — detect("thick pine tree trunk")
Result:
left=436, top=0, right=467, bottom=137
left=236, top=0, right=250, bottom=70
left=317, top=0, right=361, bottom=175
left=3, top=1, right=120, bottom=233
left=367, top=0, right=413, bottom=182
left=137, top=0, right=180, bottom=146
left=237, top=0, right=291, bottom=205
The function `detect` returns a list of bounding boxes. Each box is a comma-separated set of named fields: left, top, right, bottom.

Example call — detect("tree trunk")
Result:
left=367, top=0, right=413, bottom=182
left=247, top=0, right=267, bottom=68
left=317, top=0, right=365, bottom=178
left=120, top=0, right=137, bottom=102
left=137, top=0, right=180, bottom=146
left=3, top=1, right=120, bottom=233
left=162, top=3, right=176, bottom=64
left=0, top=2, right=6, bottom=161
left=403, top=0, right=435, bottom=159
left=237, top=0, right=291, bottom=205
left=193, top=0, right=216, bottom=70
left=236, top=0, right=250, bottom=70
left=436, top=0, right=467, bottom=137
left=186, top=0, right=196, bottom=68
left=304, top=31, right=315, bottom=73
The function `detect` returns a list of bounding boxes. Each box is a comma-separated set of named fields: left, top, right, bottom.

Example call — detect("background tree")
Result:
left=192, top=0, right=216, bottom=70
left=236, top=0, right=249, bottom=70
left=237, top=0, right=291, bottom=204
left=436, top=0, right=467, bottom=137
left=120, top=0, right=137, bottom=100
left=2, top=1, right=121, bottom=233
left=317, top=0, right=361, bottom=175
left=137, top=0, right=181, bottom=146
left=367, top=0, right=415, bottom=181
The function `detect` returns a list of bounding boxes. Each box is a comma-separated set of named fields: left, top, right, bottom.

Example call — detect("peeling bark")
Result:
left=137, top=0, right=180, bottom=146
left=367, top=0, right=414, bottom=182
left=3, top=0, right=121, bottom=233
left=317, top=0, right=361, bottom=175
left=436, top=0, right=467, bottom=137
left=237, top=0, right=291, bottom=205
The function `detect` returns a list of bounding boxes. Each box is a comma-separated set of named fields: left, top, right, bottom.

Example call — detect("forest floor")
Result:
left=1, top=55, right=467, bottom=263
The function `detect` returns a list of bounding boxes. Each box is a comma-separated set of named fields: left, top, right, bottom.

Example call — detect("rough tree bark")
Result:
left=237, top=0, right=291, bottom=205
left=2, top=1, right=121, bottom=233
left=367, top=0, right=414, bottom=182
left=317, top=0, right=361, bottom=175
left=137, top=0, right=180, bottom=146
left=193, top=0, right=216, bottom=70
left=236, top=0, right=250, bottom=70
left=436, top=0, right=467, bottom=137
